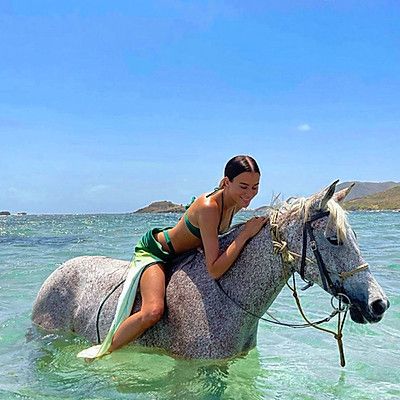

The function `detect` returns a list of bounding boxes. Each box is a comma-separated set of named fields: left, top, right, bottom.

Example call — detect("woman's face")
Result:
left=226, top=172, right=260, bottom=208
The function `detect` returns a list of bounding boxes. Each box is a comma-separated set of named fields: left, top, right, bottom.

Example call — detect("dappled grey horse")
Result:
left=32, top=181, right=389, bottom=359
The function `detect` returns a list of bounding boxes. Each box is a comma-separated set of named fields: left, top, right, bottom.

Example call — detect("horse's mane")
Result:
left=277, top=195, right=349, bottom=243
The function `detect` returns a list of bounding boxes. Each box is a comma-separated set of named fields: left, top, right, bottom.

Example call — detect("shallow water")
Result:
left=0, top=211, right=399, bottom=399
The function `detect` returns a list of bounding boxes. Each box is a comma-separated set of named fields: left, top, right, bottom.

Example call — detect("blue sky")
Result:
left=1, top=1, right=399, bottom=214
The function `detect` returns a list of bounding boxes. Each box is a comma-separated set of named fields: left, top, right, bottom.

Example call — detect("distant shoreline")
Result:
left=2, top=182, right=399, bottom=216
left=1, top=209, right=400, bottom=217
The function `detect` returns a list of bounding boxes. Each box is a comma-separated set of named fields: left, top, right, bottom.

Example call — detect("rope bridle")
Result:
left=217, top=208, right=369, bottom=367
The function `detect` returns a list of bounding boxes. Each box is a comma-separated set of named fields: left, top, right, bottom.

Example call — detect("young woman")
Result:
left=78, top=155, right=268, bottom=359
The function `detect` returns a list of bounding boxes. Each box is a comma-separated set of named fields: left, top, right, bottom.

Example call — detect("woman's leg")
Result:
left=109, top=263, right=166, bottom=353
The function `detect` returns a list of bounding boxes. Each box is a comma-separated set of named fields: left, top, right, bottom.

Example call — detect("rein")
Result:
left=217, top=208, right=368, bottom=367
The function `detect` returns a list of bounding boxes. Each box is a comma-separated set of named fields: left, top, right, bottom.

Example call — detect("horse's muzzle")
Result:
left=350, top=297, right=390, bottom=324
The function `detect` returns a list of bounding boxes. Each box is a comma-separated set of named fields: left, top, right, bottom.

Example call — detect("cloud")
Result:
left=297, top=124, right=311, bottom=132
left=85, top=184, right=109, bottom=194
left=7, top=187, right=19, bottom=195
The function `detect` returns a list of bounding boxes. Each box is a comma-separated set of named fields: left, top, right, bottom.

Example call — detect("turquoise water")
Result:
left=0, top=211, right=399, bottom=400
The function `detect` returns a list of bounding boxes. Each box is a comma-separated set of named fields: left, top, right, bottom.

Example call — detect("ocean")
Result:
left=0, top=211, right=399, bottom=400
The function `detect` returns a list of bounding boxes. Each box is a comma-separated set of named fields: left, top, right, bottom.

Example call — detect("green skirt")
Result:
left=77, top=227, right=174, bottom=359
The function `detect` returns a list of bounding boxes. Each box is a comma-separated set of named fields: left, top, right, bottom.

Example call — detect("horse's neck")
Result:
left=219, top=225, right=292, bottom=315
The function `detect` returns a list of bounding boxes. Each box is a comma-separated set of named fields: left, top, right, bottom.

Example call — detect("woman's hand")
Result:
left=241, top=216, right=269, bottom=240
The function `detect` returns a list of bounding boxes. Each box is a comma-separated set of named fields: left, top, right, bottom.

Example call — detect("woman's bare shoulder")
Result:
left=195, top=193, right=219, bottom=208
left=190, top=193, right=220, bottom=221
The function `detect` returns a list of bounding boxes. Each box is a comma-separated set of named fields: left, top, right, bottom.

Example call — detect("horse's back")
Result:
left=32, top=256, right=129, bottom=340
left=32, top=229, right=263, bottom=358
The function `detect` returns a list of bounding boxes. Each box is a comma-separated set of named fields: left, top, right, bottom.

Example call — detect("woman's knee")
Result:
left=142, top=303, right=164, bottom=327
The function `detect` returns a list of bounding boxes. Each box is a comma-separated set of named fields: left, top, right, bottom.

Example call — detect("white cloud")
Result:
left=86, top=184, right=109, bottom=194
left=297, top=124, right=311, bottom=131
left=7, top=187, right=19, bottom=195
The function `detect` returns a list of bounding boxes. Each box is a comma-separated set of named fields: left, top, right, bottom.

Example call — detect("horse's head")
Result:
left=280, top=180, right=390, bottom=324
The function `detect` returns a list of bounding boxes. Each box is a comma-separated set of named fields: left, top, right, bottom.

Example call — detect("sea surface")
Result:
left=0, top=211, right=399, bottom=400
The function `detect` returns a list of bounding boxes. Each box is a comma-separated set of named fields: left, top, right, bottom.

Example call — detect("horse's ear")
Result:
left=319, top=179, right=339, bottom=209
left=310, top=179, right=339, bottom=211
left=333, top=182, right=355, bottom=203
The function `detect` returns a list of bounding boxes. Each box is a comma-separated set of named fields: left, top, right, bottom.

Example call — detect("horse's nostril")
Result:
left=370, top=299, right=388, bottom=316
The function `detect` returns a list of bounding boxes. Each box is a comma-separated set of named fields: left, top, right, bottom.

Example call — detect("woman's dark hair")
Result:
left=224, top=155, right=260, bottom=181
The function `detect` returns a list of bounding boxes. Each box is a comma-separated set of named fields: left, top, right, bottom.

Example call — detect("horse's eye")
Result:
left=327, top=236, right=342, bottom=246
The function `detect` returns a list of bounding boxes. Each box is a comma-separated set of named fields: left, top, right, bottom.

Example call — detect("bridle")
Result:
left=299, top=210, right=369, bottom=296
left=216, top=208, right=369, bottom=367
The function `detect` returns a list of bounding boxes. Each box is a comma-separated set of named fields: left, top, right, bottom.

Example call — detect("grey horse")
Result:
left=32, top=181, right=390, bottom=359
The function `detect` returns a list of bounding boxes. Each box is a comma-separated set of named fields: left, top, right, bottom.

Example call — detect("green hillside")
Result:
left=343, top=185, right=400, bottom=211
left=336, top=181, right=399, bottom=201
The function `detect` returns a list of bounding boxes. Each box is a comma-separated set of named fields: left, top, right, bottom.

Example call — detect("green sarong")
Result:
left=77, top=228, right=174, bottom=359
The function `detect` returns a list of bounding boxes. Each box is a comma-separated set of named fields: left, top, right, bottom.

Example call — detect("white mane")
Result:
left=278, top=195, right=349, bottom=243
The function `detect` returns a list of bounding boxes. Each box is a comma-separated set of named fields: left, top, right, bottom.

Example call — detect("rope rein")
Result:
left=268, top=209, right=367, bottom=367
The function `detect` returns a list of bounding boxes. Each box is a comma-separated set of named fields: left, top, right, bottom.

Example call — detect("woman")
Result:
left=78, top=155, right=268, bottom=359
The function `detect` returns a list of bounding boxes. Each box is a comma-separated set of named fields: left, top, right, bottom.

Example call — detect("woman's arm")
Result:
left=198, top=204, right=267, bottom=279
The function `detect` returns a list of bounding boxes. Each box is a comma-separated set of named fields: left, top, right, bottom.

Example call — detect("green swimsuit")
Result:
left=77, top=189, right=233, bottom=359
left=77, top=227, right=175, bottom=359
left=183, top=190, right=234, bottom=239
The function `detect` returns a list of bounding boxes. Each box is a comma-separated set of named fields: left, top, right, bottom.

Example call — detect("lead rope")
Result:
left=270, top=210, right=349, bottom=367
left=286, top=273, right=348, bottom=367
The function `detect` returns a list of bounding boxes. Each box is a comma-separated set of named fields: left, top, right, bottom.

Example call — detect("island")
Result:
left=134, top=201, right=185, bottom=214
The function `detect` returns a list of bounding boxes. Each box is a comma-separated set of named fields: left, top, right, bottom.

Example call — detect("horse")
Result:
left=32, top=181, right=390, bottom=360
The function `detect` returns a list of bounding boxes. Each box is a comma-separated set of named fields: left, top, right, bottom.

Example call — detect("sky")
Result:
left=1, top=1, right=399, bottom=214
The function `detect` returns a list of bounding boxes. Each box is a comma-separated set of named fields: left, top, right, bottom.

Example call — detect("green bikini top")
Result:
left=184, top=212, right=202, bottom=239
left=184, top=188, right=234, bottom=239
